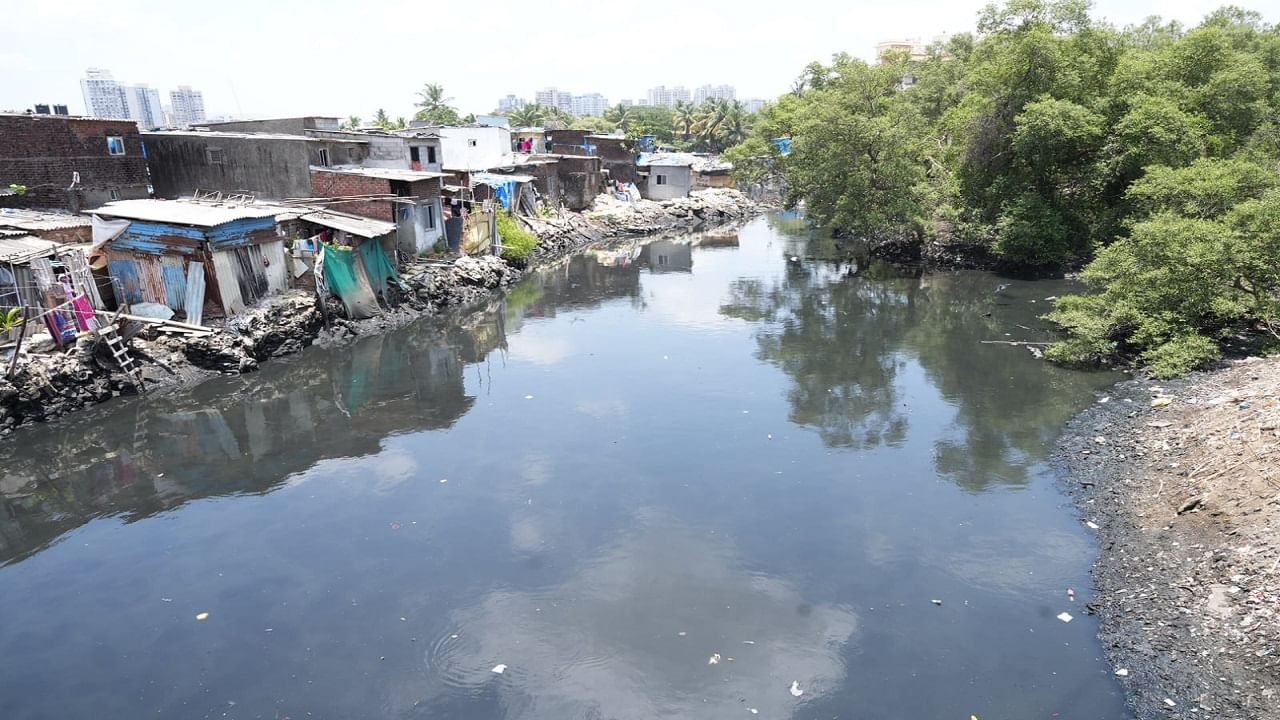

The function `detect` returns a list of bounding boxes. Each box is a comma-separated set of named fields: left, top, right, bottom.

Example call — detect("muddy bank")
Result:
left=0, top=190, right=759, bottom=432
left=1057, top=357, right=1280, bottom=719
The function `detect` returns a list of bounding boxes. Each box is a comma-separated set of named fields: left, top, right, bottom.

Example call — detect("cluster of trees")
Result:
left=737, top=0, right=1280, bottom=375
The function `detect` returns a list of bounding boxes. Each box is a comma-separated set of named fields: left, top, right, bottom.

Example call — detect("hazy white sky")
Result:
left=0, top=0, right=1255, bottom=120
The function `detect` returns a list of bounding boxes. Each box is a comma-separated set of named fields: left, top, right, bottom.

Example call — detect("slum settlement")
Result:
left=0, top=110, right=752, bottom=424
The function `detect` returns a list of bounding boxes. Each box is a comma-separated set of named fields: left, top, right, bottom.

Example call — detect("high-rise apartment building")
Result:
left=743, top=98, right=768, bottom=114
left=571, top=93, right=609, bottom=117
left=497, top=94, right=527, bottom=112
left=646, top=86, right=691, bottom=108
left=80, top=68, right=128, bottom=119
left=693, top=84, right=736, bottom=104
left=534, top=87, right=573, bottom=113
left=123, top=84, right=165, bottom=129
left=169, top=86, right=206, bottom=127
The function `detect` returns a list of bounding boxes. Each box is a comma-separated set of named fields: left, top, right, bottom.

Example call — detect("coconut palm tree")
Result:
left=604, top=103, right=635, bottom=133
left=413, top=83, right=460, bottom=125
left=343, top=115, right=362, bottom=130
left=672, top=101, right=696, bottom=140
left=373, top=108, right=391, bottom=129
left=508, top=104, right=547, bottom=128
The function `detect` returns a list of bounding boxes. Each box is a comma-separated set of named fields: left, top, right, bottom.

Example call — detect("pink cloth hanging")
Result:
left=71, top=293, right=97, bottom=331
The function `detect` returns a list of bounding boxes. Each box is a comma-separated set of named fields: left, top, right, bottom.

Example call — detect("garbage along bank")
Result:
left=0, top=190, right=761, bottom=433
left=1056, top=356, right=1280, bottom=720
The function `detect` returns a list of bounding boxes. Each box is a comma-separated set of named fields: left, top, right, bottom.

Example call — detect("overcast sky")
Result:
left=0, top=0, right=1257, bottom=121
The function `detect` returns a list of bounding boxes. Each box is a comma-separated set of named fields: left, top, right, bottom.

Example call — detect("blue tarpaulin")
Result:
left=773, top=137, right=792, bottom=156
left=472, top=172, right=534, bottom=210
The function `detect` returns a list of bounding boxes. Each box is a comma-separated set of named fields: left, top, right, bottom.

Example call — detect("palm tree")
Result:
left=604, top=103, right=635, bottom=133
left=413, top=83, right=460, bottom=125
left=393, top=116, right=408, bottom=130
left=373, top=108, right=391, bottom=129
left=509, top=104, right=548, bottom=128
left=343, top=115, right=362, bottom=130
left=672, top=101, right=696, bottom=140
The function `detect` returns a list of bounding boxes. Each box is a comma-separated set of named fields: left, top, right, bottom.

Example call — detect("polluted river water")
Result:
left=0, top=213, right=1130, bottom=719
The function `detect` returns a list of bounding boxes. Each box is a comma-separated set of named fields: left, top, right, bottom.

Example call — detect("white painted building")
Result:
left=80, top=68, right=128, bottom=119
left=646, top=86, right=691, bottom=108
left=571, top=93, right=609, bottom=117
left=435, top=126, right=513, bottom=171
left=169, top=86, right=206, bottom=127
left=694, top=84, right=736, bottom=104
left=123, top=85, right=165, bottom=129
left=743, top=98, right=768, bottom=113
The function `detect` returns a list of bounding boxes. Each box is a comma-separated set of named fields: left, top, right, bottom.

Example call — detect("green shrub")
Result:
left=496, top=212, right=538, bottom=261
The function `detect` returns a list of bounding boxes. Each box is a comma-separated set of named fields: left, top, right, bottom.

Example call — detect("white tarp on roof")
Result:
left=299, top=211, right=395, bottom=239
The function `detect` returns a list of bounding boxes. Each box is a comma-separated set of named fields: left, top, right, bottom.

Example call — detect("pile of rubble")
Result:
left=524, top=189, right=758, bottom=259
left=1058, top=356, right=1280, bottom=719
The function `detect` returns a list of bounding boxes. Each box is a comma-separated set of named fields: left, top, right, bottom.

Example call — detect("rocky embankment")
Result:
left=1058, top=357, right=1280, bottom=719
left=0, top=189, right=759, bottom=432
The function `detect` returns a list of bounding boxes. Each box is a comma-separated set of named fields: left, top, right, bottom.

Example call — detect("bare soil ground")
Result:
left=1058, top=356, right=1280, bottom=719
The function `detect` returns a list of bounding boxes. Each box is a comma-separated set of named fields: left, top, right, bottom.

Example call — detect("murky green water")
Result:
left=0, top=214, right=1129, bottom=719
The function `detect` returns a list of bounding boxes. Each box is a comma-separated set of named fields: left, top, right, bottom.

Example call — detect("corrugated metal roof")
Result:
left=0, top=235, right=60, bottom=264
left=299, top=211, right=395, bottom=239
left=93, top=199, right=287, bottom=227
left=637, top=152, right=733, bottom=172
left=313, top=166, right=450, bottom=181
left=0, top=208, right=92, bottom=231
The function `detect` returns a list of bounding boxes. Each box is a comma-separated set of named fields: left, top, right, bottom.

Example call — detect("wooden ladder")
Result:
left=97, top=323, right=145, bottom=392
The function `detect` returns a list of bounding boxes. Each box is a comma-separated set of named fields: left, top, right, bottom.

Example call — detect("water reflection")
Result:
left=0, top=246, right=649, bottom=567
left=427, top=511, right=857, bottom=719
left=722, top=223, right=1117, bottom=490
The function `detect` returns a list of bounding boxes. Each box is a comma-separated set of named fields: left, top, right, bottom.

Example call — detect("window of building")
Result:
left=467, top=139, right=478, bottom=147
left=317, top=148, right=330, bottom=167
left=410, top=146, right=421, bottom=162
left=109, top=189, right=121, bottom=200
left=207, top=148, right=226, bottom=165
left=106, top=136, right=126, bottom=156
left=656, top=174, right=668, bottom=185
left=427, top=146, right=437, bottom=164
left=426, top=204, right=436, bottom=230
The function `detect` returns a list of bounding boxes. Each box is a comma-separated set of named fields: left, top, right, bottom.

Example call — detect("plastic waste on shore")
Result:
left=1115, top=668, right=1129, bottom=677
left=1152, top=397, right=1173, bottom=407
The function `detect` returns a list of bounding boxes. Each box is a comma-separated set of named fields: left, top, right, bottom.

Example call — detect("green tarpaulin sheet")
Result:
left=321, top=242, right=379, bottom=320
left=358, top=239, right=406, bottom=300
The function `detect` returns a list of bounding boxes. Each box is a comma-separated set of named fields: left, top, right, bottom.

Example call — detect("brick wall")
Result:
left=309, top=170, right=394, bottom=221
left=0, top=115, right=149, bottom=211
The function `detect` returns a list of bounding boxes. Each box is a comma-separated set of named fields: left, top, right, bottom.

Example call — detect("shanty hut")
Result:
left=93, top=199, right=289, bottom=321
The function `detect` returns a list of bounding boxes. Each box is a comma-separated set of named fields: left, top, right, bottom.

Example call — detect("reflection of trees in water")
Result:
left=901, top=273, right=1108, bottom=492
left=722, top=241, right=1108, bottom=492
left=721, top=260, right=917, bottom=450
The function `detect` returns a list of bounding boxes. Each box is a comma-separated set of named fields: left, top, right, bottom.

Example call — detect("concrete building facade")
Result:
left=0, top=114, right=149, bottom=211
left=169, top=86, right=206, bottom=127
left=80, top=68, right=128, bottom=119
left=143, top=130, right=371, bottom=199
left=124, top=85, right=165, bottom=129
left=571, top=93, right=609, bottom=117
left=646, top=86, right=691, bottom=108
left=693, top=84, right=736, bottom=104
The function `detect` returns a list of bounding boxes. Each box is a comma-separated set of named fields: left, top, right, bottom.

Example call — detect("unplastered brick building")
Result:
left=0, top=113, right=149, bottom=212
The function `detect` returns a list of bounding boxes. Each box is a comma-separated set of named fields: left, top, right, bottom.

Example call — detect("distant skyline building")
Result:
left=497, top=94, right=527, bottom=113
left=123, top=84, right=164, bottom=129
left=169, top=85, right=206, bottom=127
left=743, top=98, right=768, bottom=113
left=534, top=87, right=573, bottom=113
left=646, top=85, right=691, bottom=107
left=80, top=67, right=128, bottom=119
left=693, top=84, right=736, bottom=104
left=571, top=92, right=609, bottom=117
